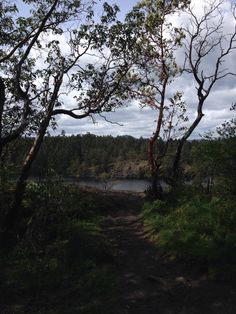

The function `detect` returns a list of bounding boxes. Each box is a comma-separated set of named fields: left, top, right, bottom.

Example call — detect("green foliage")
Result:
left=191, top=118, right=236, bottom=196
left=0, top=183, right=115, bottom=313
left=8, top=134, right=151, bottom=178
left=5, top=123, right=235, bottom=189
left=142, top=195, right=236, bottom=274
left=143, top=199, right=170, bottom=216
left=0, top=0, right=133, bottom=221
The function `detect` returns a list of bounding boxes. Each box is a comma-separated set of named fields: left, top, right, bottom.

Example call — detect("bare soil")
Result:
left=102, top=194, right=236, bottom=314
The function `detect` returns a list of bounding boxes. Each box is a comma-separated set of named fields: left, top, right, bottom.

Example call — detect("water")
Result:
left=30, top=177, right=169, bottom=193
left=74, top=179, right=151, bottom=193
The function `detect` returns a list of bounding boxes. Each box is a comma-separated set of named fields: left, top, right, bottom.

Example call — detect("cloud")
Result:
left=53, top=101, right=157, bottom=137
left=51, top=0, right=236, bottom=139
left=53, top=79, right=236, bottom=139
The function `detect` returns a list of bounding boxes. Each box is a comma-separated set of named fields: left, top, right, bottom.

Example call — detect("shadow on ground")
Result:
left=102, top=196, right=236, bottom=314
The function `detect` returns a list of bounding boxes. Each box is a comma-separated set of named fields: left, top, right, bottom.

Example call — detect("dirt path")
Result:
left=102, top=197, right=236, bottom=314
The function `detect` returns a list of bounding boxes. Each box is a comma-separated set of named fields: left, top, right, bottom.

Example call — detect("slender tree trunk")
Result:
left=4, top=117, right=50, bottom=230
left=148, top=127, right=163, bottom=198
left=206, top=171, right=214, bottom=196
left=4, top=64, right=64, bottom=231
left=206, top=176, right=210, bottom=195
left=0, top=143, right=3, bottom=163
left=148, top=138, right=163, bottom=199
left=150, top=166, right=163, bottom=199
left=172, top=137, right=185, bottom=185
left=172, top=103, right=204, bottom=187
left=147, top=78, right=167, bottom=199
left=0, top=77, right=6, bottom=159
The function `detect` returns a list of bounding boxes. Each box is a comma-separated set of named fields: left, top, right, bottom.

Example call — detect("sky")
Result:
left=52, top=0, right=236, bottom=139
left=19, top=0, right=236, bottom=138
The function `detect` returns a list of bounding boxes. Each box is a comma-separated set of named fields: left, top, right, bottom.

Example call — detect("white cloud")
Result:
left=51, top=0, right=236, bottom=139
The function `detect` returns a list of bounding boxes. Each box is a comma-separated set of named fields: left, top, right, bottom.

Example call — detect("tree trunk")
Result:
left=4, top=117, right=50, bottom=231
left=4, top=65, right=63, bottom=231
left=172, top=138, right=185, bottom=186
left=172, top=105, right=204, bottom=188
left=148, top=139, right=163, bottom=199
left=0, top=143, right=3, bottom=163
left=0, top=77, right=6, bottom=159
left=147, top=105, right=165, bottom=199
left=151, top=170, right=163, bottom=199
left=206, top=172, right=214, bottom=196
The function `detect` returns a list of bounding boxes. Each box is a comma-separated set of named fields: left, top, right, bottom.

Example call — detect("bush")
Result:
left=142, top=196, right=236, bottom=271
left=0, top=185, right=115, bottom=313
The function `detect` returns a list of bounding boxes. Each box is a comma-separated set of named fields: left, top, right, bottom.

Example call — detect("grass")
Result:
left=142, top=189, right=236, bottom=278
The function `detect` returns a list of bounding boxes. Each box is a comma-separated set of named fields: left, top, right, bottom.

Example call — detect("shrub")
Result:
left=142, top=196, right=236, bottom=270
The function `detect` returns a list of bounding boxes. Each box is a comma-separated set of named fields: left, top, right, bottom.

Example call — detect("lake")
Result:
left=72, top=178, right=168, bottom=193
left=75, top=179, right=150, bottom=192
left=30, top=177, right=168, bottom=193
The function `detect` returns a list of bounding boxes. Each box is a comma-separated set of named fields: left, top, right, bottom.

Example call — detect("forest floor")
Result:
left=101, top=193, right=236, bottom=314
left=1, top=191, right=236, bottom=314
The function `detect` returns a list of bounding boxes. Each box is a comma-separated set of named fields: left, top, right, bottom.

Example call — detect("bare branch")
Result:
left=173, top=0, right=236, bottom=182
left=98, top=114, right=124, bottom=126
left=52, top=108, right=90, bottom=119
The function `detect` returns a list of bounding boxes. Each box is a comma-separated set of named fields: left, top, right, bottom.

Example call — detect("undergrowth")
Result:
left=0, top=180, right=116, bottom=314
left=142, top=188, right=236, bottom=277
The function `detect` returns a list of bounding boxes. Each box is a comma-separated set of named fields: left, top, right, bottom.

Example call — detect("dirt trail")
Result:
left=102, top=196, right=236, bottom=314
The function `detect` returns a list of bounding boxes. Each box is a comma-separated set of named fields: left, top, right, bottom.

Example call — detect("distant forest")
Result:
left=5, top=133, right=188, bottom=178
left=5, top=132, right=235, bottom=193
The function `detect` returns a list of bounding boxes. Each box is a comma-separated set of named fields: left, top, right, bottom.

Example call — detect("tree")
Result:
left=0, top=0, right=132, bottom=230
left=172, top=0, right=236, bottom=184
left=122, top=0, right=236, bottom=195
left=191, top=137, right=220, bottom=195
left=123, top=0, right=190, bottom=197
left=191, top=113, right=236, bottom=196
left=212, top=113, right=236, bottom=195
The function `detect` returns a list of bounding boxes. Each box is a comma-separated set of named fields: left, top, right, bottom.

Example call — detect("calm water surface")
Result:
left=76, top=179, right=151, bottom=192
